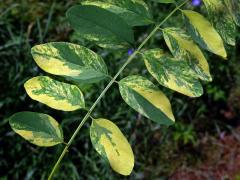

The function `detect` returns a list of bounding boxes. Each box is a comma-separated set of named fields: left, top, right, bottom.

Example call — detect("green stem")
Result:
left=48, top=1, right=188, bottom=179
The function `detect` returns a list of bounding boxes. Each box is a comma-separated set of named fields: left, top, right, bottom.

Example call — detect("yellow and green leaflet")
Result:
left=31, top=42, right=108, bottom=83
left=66, top=5, right=134, bottom=49
left=182, top=10, right=227, bottom=58
left=224, top=0, right=240, bottom=26
left=24, top=76, right=85, bottom=111
left=90, top=118, right=134, bottom=175
left=202, top=0, right=236, bottom=46
left=9, top=112, right=63, bottom=147
left=82, top=0, right=153, bottom=26
left=163, top=27, right=212, bottom=81
left=119, top=75, right=175, bottom=125
left=142, top=49, right=203, bottom=97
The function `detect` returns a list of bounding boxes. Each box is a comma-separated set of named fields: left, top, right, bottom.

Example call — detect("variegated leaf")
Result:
left=163, top=27, right=212, bottom=81
left=203, top=0, right=236, bottom=46
left=224, top=0, right=240, bottom=26
left=142, top=49, right=203, bottom=97
left=119, top=75, right=175, bottom=125
left=9, top=112, right=63, bottom=147
left=182, top=10, right=227, bottom=58
left=31, top=42, right=108, bottom=83
left=24, top=76, right=85, bottom=111
left=82, top=0, right=153, bottom=26
left=90, top=118, right=134, bottom=175
left=66, top=5, right=134, bottom=49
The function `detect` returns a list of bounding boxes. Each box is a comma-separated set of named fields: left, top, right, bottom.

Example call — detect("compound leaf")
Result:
left=90, top=118, right=134, bottom=175
left=24, top=76, right=85, bottom=111
left=142, top=49, right=203, bottom=97
left=119, top=75, right=175, bottom=125
left=31, top=42, right=108, bottom=83
left=9, top=112, right=63, bottom=147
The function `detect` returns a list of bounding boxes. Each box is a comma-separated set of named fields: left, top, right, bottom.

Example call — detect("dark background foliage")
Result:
left=0, top=0, right=240, bottom=179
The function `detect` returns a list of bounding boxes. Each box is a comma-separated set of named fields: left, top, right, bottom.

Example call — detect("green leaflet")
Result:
left=163, top=27, right=212, bottom=82
left=203, top=0, right=236, bottom=46
left=31, top=42, right=108, bottom=83
left=119, top=75, right=175, bottom=125
left=224, top=0, right=240, bottom=26
left=66, top=5, right=134, bottom=49
left=82, top=0, right=153, bottom=26
left=24, top=76, right=85, bottom=111
left=142, top=49, right=203, bottom=97
left=90, top=118, right=134, bottom=175
left=9, top=112, right=63, bottom=147
left=182, top=10, right=227, bottom=58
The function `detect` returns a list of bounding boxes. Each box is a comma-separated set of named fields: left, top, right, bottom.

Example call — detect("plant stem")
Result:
left=48, top=1, right=188, bottom=179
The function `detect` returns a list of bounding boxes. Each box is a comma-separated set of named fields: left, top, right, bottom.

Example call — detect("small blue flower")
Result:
left=128, top=48, right=134, bottom=56
left=192, top=0, right=202, bottom=6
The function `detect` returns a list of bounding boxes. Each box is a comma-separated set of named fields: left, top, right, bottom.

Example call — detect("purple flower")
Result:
left=128, top=48, right=134, bottom=56
left=192, top=0, right=202, bottom=6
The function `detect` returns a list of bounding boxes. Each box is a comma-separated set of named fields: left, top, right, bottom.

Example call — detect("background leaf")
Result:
left=9, top=112, right=63, bottom=147
left=224, top=0, right=240, bottom=26
left=182, top=10, right=227, bottom=58
left=163, top=27, right=212, bottom=81
left=119, top=75, right=175, bottom=125
left=142, top=49, right=203, bottom=97
left=66, top=5, right=134, bottom=49
left=90, top=118, right=134, bottom=176
left=31, top=42, right=108, bottom=83
left=24, top=76, right=85, bottom=111
left=82, top=0, right=153, bottom=26
left=203, top=0, right=236, bottom=46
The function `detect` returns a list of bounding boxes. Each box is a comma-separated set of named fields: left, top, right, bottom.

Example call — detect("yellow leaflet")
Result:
left=183, top=10, right=227, bottom=58
left=24, top=76, right=84, bottom=111
left=91, top=119, right=134, bottom=175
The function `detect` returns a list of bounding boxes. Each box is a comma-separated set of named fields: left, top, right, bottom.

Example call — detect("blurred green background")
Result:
left=0, top=0, right=240, bottom=179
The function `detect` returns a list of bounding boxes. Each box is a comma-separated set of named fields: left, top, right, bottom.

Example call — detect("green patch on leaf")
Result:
left=9, top=112, right=63, bottom=147
left=119, top=75, right=175, bottom=125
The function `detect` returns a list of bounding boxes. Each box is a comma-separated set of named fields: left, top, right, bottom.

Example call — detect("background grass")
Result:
left=0, top=0, right=240, bottom=179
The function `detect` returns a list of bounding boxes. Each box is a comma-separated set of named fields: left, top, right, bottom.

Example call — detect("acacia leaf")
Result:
left=24, top=76, right=85, bottom=111
left=90, top=118, right=134, bottom=175
left=142, top=49, right=203, bottom=97
left=9, top=112, right=63, bottom=147
left=31, top=42, right=108, bottom=83
left=66, top=5, right=134, bottom=49
left=119, top=75, right=175, bottom=125
left=163, top=27, right=212, bottom=81
left=203, top=0, right=236, bottom=46
left=182, top=10, right=227, bottom=58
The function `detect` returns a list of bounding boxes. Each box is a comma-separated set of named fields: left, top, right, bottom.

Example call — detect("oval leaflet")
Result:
left=90, top=118, right=134, bottom=175
left=9, top=112, right=64, bottom=147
